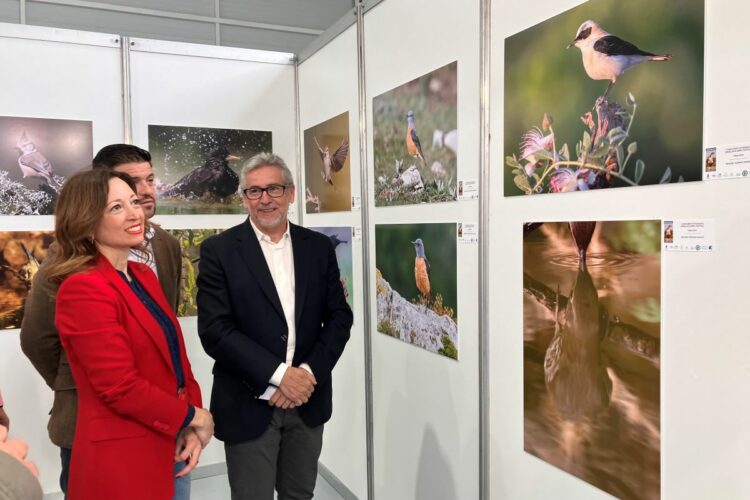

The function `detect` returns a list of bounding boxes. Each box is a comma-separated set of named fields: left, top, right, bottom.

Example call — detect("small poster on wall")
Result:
left=0, top=231, right=55, bottom=329
left=308, top=226, right=354, bottom=309
left=375, top=223, right=457, bottom=359
left=504, top=0, right=704, bottom=196
left=373, top=61, right=458, bottom=207
left=168, top=228, right=224, bottom=317
left=0, top=116, right=93, bottom=215
left=523, top=220, right=660, bottom=499
left=149, top=125, right=272, bottom=215
left=303, top=112, right=351, bottom=213
left=704, top=143, right=750, bottom=180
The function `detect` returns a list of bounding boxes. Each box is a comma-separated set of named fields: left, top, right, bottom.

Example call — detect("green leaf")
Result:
left=615, top=145, right=624, bottom=168
left=607, top=127, right=625, bottom=142
left=582, top=131, right=591, bottom=153
left=506, top=155, right=520, bottom=168
left=589, top=144, right=609, bottom=160
left=627, top=142, right=638, bottom=155
left=559, top=143, right=570, bottom=162
left=533, top=149, right=554, bottom=161
left=659, top=167, right=672, bottom=184
left=514, top=173, right=532, bottom=194
left=634, top=159, right=645, bottom=183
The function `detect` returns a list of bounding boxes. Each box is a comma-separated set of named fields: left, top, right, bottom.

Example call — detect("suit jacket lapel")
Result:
left=235, top=219, right=286, bottom=321
left=95, top=256, right=175, bottom=375
left=290, top=224, right=308, bottom=326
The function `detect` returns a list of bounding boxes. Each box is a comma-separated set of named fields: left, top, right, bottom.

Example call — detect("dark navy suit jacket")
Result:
left=196, top=218, right=352, bottom=443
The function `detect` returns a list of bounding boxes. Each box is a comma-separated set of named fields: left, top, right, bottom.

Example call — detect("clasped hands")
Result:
left=269, top=366, right=317, bottom=409
left=177, top=407, right=214, bottom=477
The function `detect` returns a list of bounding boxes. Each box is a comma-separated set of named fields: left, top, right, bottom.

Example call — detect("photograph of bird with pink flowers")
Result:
left=0, top=116, right=92, bottom=215
left=373, top=61, right=457, bottom=206
left=504, top=0, right=704, bottom=196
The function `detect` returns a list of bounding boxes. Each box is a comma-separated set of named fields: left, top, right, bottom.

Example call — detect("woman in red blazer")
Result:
left=47, top=169, right=214, bottom=500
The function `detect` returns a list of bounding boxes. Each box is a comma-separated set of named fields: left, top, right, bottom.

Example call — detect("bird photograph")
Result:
left=0, top=231, right=54, bottom=329
left=309, top=226, right=354, bottom=308
left=503, top=0, right=704, bottom=196
left=0, top=115, right=92, bottom=215
left=149, top=124, right=272, bottom=214
left=375, top=223, right=457, bottom=358
left=523, top=219, right=661, bottom=500
left=373, top=61, right=457, bottom=206
left=303, top=112, right=352, bottom=213
left=167, top=228, right=223, bottom=317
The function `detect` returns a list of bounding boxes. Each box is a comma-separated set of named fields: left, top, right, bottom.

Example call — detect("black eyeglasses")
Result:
left=242, top=184, right=290, bottom=200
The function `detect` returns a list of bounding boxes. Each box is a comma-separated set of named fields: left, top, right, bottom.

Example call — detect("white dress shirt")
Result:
left=249, top=219, right=312, bottom=400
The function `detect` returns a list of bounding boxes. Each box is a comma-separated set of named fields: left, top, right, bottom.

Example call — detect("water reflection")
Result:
left=524, top=221, right=660, bottom=500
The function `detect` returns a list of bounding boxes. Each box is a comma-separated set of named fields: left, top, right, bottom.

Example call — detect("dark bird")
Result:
left=328, top=233, right=347, bottom=249
left=16, top=131, right=60, bottom=189
left=569, top=221, right=597, bottom=267
left=160, top=146, right=240, bottom=199
left=406, top=111, right=426, bottom=164
left=411, top=238, right=432, bottom=302
left=314, top=136, right=349, bottom=188
left=567, top=20, right=671, bottom=98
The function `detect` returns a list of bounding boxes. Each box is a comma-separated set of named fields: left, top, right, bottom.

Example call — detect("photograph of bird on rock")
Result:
left=373, top=61, right=457, bottom=207
left=308, top=226, right=354, bottom=308
left=149, top=124, right=272, bottom=214
left=0, top=116, right=92, bottom=215
left=303, top=112, right=352, bottom=213
left=504, top=0, right=704, bottom=196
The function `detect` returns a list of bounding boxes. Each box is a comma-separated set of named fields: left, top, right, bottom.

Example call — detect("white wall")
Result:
left=489, top=0, right=750, bottom=499
left=298, top=25, right=369, bottom=499
left=363, top=0, right=481, bottom=498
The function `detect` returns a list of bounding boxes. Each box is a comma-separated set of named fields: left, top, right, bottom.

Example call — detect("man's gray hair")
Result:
left=238, top=152, right=295, bottom=194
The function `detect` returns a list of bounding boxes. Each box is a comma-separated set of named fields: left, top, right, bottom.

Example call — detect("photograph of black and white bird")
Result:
left=160, top=146, right=240, bottom=200
left=567, top=20, right=672, bottom=98
left=314, top=136, right=349, bottom=188
left=15, top=131, right=61, bottom=189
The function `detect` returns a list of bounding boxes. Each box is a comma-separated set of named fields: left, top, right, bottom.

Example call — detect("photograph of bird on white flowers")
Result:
left=504, top=0, right=704, bottom=196
left=375, top=223, right=457, bottom=359
left=373, top=61, right=457, bottom=206
left=308, top=226, right=354, bottom=309
left=148, top=124, right=272, bottom=214
left=0, top=231, right=54, bottom=329
left=523, top=220, right=661, bottom=500
left=0, top=116, right=92, bottom=215
left=303, top=112, right=351, bottom=213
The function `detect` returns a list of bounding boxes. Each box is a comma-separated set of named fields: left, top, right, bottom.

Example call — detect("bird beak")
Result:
left=566, top=40, right=575, bottom=49
left=411, top=240, right=417, bottom=244
left=226, top=154, right=240, bottom=161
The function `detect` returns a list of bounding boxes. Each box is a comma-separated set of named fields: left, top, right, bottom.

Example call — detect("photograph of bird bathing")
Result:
left=303, top=112, right=351, bottom=213
left=168, top=228, right=224, bottom=317
left=375, top=223, right=457, bottom=359
left=308, top=226, right=353, bottom=308
left=504, top=0, right=704, bottom=196
left=0, top=116, right=92, bottom=215
left=373, top=61, right=457, bottom=206
left=149, top=124, right=272, bottom=214
left=523, top=220, right=660, bottom=500
left=0, top=231, right=54, bottom=329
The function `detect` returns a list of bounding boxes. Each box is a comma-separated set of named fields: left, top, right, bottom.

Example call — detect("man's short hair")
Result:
left=238, top=152, right=295, bottom=194
left=92, top=144, right=151, bottom=170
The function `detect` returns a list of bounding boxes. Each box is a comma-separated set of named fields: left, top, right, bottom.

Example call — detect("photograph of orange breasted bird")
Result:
left=375, top=223, right=457, bottom=359
left=373, top=61, right=457, bottom=207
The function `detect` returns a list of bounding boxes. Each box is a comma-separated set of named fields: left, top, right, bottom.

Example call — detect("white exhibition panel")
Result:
left=490, top=1, right=750, bottom=499
left=128, top=39, right=298, bottom=469
left=298, top=25, right=368, bottom=498
left=0, top=24, right=123, bottom=494
left=364, top=0, right=481, bottom=498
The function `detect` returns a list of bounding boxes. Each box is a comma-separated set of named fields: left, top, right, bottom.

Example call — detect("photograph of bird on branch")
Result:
left=0, top=116, right=92, bottom=215
left=375, top=223, right=458, bottom=359
left=373, top=61, right=457, bottom=206
left=0, top=231, right=53, bottom=329
left=504, top=0, right=704, bottom=196
left=308, top=226, right=353, bottom=308
left=303, top=112, right=351, bottom=213
left=523, top=220, right=661, bottom=500
left=168, top=228, right=224, bottom=317
left=149, top=124, right=272, bottom=214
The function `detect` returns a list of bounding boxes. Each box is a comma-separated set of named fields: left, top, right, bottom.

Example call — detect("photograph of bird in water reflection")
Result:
left=504, top=0, right=704, bottom=196
left=373, top=61, right=457, bottom=206
left=303, top=112, right=352, bottom=213
left=149, top=124, right=272, bottom=214
left=0, top=116, right=92, bottom=215
left=523, top=220, right=661, bottom=500
left=375, top=223, right=457, bottom=359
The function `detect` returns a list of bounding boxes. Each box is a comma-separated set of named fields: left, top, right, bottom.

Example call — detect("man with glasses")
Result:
left=196, top=152, right=352, bottom=500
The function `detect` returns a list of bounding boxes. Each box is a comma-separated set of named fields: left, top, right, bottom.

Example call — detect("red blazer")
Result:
left=55, top=256, right=202, bottom=500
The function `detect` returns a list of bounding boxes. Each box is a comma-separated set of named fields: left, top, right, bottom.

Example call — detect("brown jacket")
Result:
left=19, top=224, right=182, bottom=448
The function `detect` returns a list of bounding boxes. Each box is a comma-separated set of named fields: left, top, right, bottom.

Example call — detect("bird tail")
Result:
left=649, top=54, right=672, bottom=61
